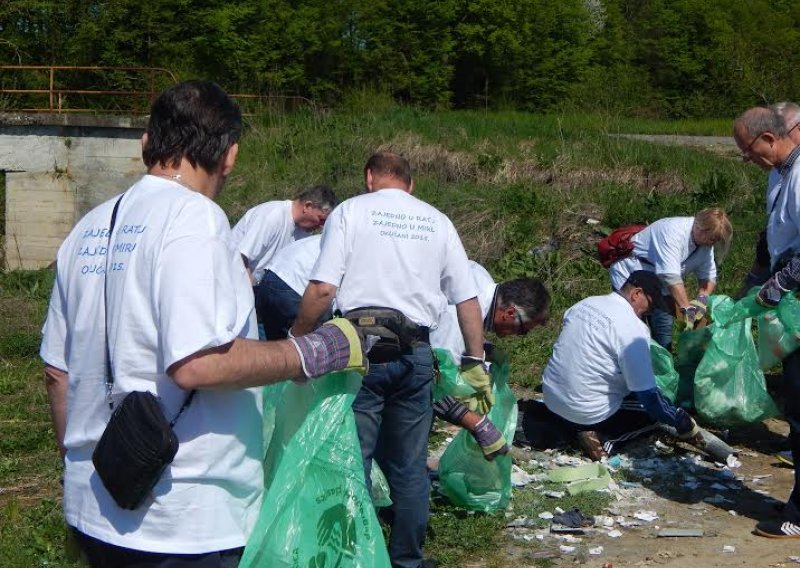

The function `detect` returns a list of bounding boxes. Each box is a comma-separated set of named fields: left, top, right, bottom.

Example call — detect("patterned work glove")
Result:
left=757, top=273, right=792, bottom=307
left=459, top=355, right=495, bottom=415
left=683, top=294, right=708, bottom=330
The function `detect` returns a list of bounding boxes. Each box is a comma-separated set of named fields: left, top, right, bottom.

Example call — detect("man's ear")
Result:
left=221, top=143, right=239, bottom=176
left=762, top=132, right=777, bottom=147
left=498, top=304, right=516, bottom=322
left=408, top=179, right=415, bottom=194
left=365, top=169, right=375, bottom=192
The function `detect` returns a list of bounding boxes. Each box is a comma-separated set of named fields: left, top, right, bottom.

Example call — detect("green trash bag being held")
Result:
left=239, top=372, right=391, bottom=568
left=688, top=295, right=779, bottom=427
left=435, top=348, right=517, bottom=512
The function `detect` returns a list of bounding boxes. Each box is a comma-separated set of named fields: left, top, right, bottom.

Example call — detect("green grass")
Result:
left=0, top=106, right=769, bottom=565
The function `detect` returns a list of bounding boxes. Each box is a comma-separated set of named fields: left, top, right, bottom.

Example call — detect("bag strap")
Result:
left=102, top=194, right=196, bottom=423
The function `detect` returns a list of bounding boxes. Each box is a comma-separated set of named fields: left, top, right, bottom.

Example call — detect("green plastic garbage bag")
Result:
left=436, top=349, right=517, bottom=512
left=432, top=348, right=477, bottom=401
left=756, top=292, right=800, bottom=370
left=692, top=295, right=780, bottom=427
left=651, top=341, right=679, bottom=403
left=371, top=463, right=392, bottom=508
left=240, top=372, right=390, bottom=568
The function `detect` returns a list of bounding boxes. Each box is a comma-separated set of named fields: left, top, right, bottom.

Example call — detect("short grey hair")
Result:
left=735, top=106, right=788, bottom=139
left=771, top=101, right=800, bottom=128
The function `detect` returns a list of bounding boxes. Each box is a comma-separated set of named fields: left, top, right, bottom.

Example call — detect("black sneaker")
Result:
left=754, top=519, right=800, bottom=538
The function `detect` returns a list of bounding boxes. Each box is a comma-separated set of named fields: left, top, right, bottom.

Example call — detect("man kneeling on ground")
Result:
left=542, top=270, right=701, bottom=460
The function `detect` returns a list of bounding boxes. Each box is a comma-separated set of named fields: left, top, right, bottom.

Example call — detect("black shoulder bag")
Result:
left=91, top=195, right=196, bottom=510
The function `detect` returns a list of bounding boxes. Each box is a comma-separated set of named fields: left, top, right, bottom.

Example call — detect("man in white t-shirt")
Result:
left=256, top=235, right=325, bottom=339
left=430, top=262, right=550, bottom=461
left=40, top=81, right=365, bottom=567
left=542, top=271, right=699, bottom=461
left=232, top=185, right=336, bottom=284
left=291, top=151, right=487, bottom=568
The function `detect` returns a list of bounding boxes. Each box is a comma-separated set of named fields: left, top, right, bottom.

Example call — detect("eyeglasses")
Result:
left=789, top=121, right=800, bottom=137
left=740, top=131, right=766, bottom=160
left=514, top=310, right=528, bottom=336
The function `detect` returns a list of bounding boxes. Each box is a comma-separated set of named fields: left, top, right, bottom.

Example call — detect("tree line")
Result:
left=2, top=0, right=799, bottom=117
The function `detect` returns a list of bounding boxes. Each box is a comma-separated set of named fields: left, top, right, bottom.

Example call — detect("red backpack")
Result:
left=597, top=224, right=647, bottom=268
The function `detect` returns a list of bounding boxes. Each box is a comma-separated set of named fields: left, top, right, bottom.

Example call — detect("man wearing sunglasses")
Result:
left=734, top=105, right=800, bottom=539
left=541, top=271, right=700, bottom=461
left=738, top=102, right=800, bottom=297
left=429, top=262, right=550, bottom=460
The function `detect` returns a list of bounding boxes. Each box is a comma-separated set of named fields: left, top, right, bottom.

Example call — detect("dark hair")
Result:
left=496, top=278, right=550, bottom=322
left=364, top=151, right=412, bottom=187
left=297, top=185, right=337, bottom=211
left=142, top=80, right=242, bottom=173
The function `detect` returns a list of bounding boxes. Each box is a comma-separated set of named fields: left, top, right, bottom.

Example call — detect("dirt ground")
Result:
left=503, top=417, right=800, bottom=568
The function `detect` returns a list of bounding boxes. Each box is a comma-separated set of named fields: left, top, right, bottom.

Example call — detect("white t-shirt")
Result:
left=231, top=200, right=310, bottom=283
left=310, top=188, right=476, bottom=327
left=430, top=262, right=496, bottom=361
left=266, top=234, right=322, bottom=295
left=608, top=217, right=716, bottom=291
left=543, top=293, right=655, bottom=425
left=767, top=160, right=800, bottom=267
left=40, top=175, right=262, bottom=554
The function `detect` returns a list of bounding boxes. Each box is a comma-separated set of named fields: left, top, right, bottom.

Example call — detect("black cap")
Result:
left=624, top=270, right=667, bottom=312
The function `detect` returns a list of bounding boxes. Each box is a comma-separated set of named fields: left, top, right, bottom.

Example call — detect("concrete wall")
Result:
left=0, top=114, right=146, bottom=269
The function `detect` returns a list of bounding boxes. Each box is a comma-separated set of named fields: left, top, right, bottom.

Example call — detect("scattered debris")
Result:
left=722, top=545, right=736, bottom=553
left=607, top=529, right=623, bottom=538
left=589, top=546, right=604, bottom=555
left=633, top=510, right=659, bottom=522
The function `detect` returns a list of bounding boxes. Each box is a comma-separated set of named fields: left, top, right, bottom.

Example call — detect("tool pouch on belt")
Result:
left=344, top=307, right=426, bottom=364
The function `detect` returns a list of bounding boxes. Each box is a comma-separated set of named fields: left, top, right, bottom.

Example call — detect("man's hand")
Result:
left=683, top=295, right=708, bottom=329
left=757, top=274, right=791, bottom=307
left=676, top=411, right=704, bottom=446
left=459, top=356, right=494, bottom=415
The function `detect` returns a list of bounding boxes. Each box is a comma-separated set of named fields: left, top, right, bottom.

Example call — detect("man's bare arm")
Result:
left=291, top=280, right=337, bottom=336
left=44, top=364, right=68, bottom=459
left=455, top=297, right=485, bottom=358
left=169, top=337, right=302, bottom=390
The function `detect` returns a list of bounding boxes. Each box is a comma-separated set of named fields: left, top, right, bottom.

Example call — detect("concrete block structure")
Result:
left=0, top=113, right=146, bottom=269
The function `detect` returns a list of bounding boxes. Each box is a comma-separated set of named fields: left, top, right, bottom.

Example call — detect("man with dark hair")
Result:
left=292, top=150, right=487, bottom=568
left=734, top=105, right=800, bottom=538
left=430, top=261, right=550, bottom=460
left=233, top=185, right=337, bottom=284
left=40, top=80, right=365, bottom=566
left=541, top=271, right=700, bottom=461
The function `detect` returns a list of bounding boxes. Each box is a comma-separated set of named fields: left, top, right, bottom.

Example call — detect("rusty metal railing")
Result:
left=0, top=65, right=314, bottom=114
left=0, top=65, right=178, bottom=113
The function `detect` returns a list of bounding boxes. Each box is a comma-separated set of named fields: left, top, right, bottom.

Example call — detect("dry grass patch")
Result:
left=450, top=204, right=508, bottom=267
left=379, top=134, right=480, bottom=183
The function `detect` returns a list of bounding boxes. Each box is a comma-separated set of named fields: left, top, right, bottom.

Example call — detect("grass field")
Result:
left=0, top=104, right=767, bottom=566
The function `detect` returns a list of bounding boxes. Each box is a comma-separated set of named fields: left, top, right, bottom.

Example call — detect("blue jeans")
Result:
left=353, top=343, right=434, bottom=568
left=647, top=303, right=674, bottom=351
left=254, top=271, right=302, bottom=340
left=784, top=349, right=800, bottom=520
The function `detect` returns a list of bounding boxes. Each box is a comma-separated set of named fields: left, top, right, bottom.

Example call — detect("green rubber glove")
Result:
left=459, top=356, right=495, bottom=415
